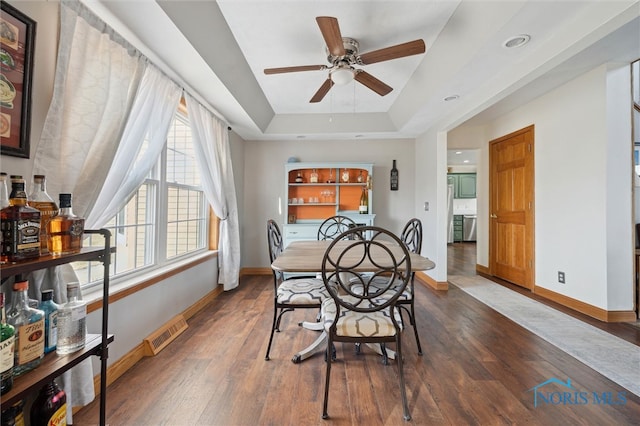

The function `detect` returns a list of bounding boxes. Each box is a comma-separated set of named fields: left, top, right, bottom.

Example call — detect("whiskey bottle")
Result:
left=7, top=279, right=45, bottom=376
left=0, top=293, right=15, bottom=395
left=56, top=282, right=86, bottom=355
left=39, top=290, right=59, bottom=354
left=310, top=169, right=319, bottom=183
left=0, top=175, right=41, bottom=261
left=30, top=380, right=67, bottom=426
left=359, top=186, right=368, bottom=214
left=47, top=193, right=84, bottom=255
left=28, top=175, right=59, bottom=255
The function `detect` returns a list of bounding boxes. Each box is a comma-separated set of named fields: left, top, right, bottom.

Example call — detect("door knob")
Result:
left=490, top=214, right=497, bottom=219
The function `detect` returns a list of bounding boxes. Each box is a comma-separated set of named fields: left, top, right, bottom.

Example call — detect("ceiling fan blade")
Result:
left=358, top=39, right=426, bottom=65
left=310, top=78, right=334, bottom=103
left=264, top=65, right=326, bottom=75
left=354, top=71, right=393, bottom=96
left=316, top=16, right=345, bottom=57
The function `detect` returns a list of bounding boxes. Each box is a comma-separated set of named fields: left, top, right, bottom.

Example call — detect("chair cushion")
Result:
left=321, top=296, right=402, bottom=338
left=277, top=278, right=334, bottom=304
left=350, top=276, right=413, bottom=301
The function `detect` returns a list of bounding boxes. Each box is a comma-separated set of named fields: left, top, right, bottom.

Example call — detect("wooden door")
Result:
left=489, top=126, right=535, bottom=289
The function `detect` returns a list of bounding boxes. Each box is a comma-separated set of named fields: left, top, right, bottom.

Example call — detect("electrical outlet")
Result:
left=558, top=271, right=565, bottom=283
left=424, top=201, right=429, bottom=211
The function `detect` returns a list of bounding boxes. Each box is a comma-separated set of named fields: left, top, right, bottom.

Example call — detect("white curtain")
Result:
left=185, top=93, right=241, bottom=290
left=86, top=65, right=182, bottom=229
left=29, top=0, right=146, bottom=421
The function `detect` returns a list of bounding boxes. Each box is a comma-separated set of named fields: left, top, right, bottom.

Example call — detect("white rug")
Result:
left=449, top=275, right=640, bottom=397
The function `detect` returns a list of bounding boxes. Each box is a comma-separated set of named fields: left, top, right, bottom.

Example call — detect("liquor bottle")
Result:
left=28, top=175, right=59, bottom=255
left=390, top=160, right=399, bottom=191
left=7, top=279, right=45, bottom=376
left=310, top=169, right=318, bottom=183
left=1, top=400, right=25, bottom=426
left=56, top=282, right=86, bottom=355
left=1, top=293, right=15, bottom=395
left=357, top=170, right=364, bottom=183
left=0, top=176, right=41, bottom=261
left=359, top=186, right=368, bottom=214
left=47, top=193, right=85, bottom=255
left=295, top=172, right=303, bottom=183
left=341, top=169, right=350, bottom=183
left=30, top=380, right=67, bottom=426
left=39, top=290, right=59, bottom=354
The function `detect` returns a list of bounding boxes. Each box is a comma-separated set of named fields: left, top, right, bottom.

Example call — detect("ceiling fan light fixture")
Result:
left=331, top=66, right=355, bottom=85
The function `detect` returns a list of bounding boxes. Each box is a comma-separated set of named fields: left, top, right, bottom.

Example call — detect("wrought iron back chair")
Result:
left=317, top=215, right=357, bottom=240
left=349, top=218, right=424, bottom=354
left=265, top=219, right=332, bottom=362
left=320, top=226, right=413, bottom=421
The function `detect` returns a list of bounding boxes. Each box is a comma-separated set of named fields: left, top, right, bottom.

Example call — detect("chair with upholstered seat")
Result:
left=350, top=218, right=424, bottom=354
left=320, top=226, right=413, bottom=421
left=265, top=219, right=335, bottom=362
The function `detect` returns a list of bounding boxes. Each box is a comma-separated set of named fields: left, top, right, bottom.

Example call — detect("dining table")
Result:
left=271, top=239, right=436, bottom=363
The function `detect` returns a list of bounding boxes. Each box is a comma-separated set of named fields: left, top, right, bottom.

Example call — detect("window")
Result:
left=74, top=112, right=209, bottom=288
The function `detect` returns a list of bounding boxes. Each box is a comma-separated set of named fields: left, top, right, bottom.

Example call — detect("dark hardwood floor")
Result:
left=73, top=243, right=640, bottom=425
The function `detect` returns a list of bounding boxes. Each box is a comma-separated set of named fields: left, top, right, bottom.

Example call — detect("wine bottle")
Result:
left=359, top=187, right=368, bottom=214
left=390, top=160, right=399, bottom=191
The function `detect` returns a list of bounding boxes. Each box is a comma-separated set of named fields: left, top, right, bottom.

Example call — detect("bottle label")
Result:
left=46, top=311, right=58, bottom=350
left=47, top=403, right=67, bottom=426
left=359, top=205, right=368, bottom=214
left=17, top=318, right=44, bottom=365
left=70, top=305, right=86, bottom=322
left=0, top=334, right=15, bottom=373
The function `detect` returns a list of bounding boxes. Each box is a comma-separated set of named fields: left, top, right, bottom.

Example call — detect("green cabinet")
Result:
left=448, top=173, right=476, bottom=199
left=453, top=215, right=464, bottom=242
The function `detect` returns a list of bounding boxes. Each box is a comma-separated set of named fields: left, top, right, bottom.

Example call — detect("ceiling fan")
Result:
left=263, top=16, right=426, bottom=103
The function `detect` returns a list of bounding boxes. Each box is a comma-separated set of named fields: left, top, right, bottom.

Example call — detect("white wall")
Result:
left=414, top=128, right=447, bottom=282
left=468, top=64, right=634, bottom=311
left=241, top=138, right=416, bottom=267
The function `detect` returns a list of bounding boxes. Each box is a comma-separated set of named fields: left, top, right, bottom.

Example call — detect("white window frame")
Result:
left=77, top=111, right=209, bottom=291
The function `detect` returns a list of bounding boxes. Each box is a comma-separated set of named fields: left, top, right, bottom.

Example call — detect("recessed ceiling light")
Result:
left=463, top=160, right=470, bottom=163
left=444, top=95, right=459, bottom=101
left=455, top=151, right=462, bottom=155
left=503, top=34, right=530, bottom=48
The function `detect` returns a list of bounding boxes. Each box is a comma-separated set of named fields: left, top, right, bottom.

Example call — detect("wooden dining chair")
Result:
left=350, top=218, right=424, bottom=354
left=320, top=226, right=413, bottom=421
left=265, top=219, right=335, bottom=362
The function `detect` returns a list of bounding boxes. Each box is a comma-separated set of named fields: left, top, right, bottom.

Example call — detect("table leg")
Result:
left=292, top=331, right=327, bottom=363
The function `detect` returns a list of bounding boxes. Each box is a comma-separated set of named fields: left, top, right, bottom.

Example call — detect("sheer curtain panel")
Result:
left=185, top=93, right=241, bottom=290
left=29, top=0, right=146, bottom=421
left=86, top=65, right=182, bottom=229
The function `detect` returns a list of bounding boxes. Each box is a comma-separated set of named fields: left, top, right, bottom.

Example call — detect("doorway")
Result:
left=489, top=125, right=535, bottom=290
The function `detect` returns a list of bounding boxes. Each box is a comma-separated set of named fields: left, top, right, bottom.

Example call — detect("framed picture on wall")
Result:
left=0, top=2, right=36, bottom=158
